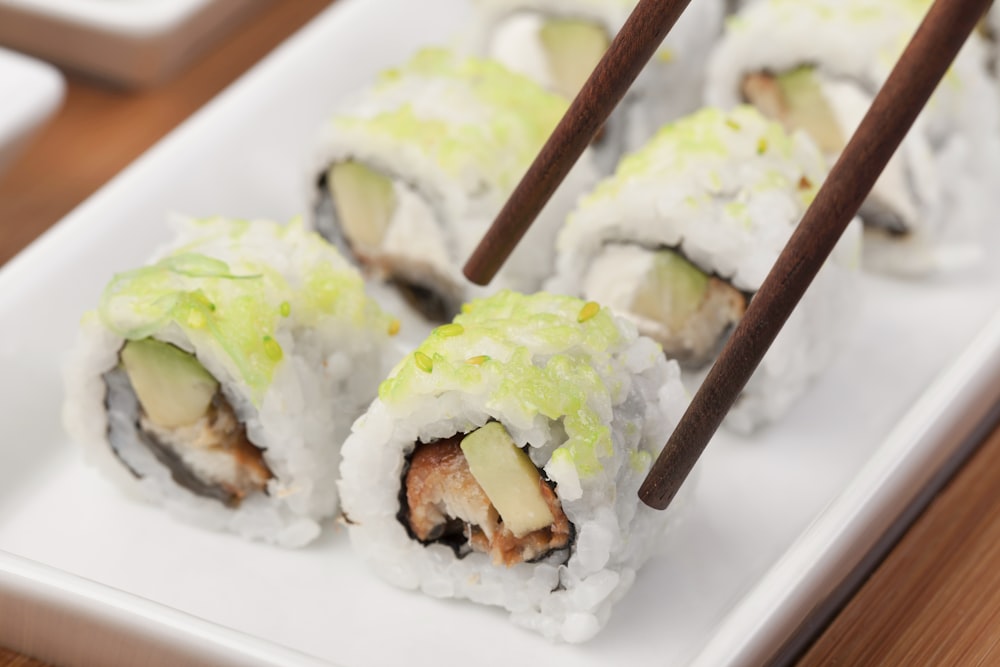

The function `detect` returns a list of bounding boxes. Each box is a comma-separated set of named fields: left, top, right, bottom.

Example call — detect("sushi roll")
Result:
left=310, top=48, right=598, bottom=324
left=706, top=0, right=1000, bottom=275
left=466, top=0, right=724, bottom=170
left=338, top=290, right=689, bottom=642
left=547, top=106, right=861, bottom=433
left=63, top=217, right=400, bottom=547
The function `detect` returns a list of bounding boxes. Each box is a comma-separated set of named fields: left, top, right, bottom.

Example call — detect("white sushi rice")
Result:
left=338, top=291, right=690, bottom=642
left=63, top=217, right=400, bottom=548
left=706, top=0, right=1000, bottom=275
left=548, top=106, right=862, bottom=434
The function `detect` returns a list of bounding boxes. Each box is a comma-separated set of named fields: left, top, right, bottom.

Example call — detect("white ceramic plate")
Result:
left=2, top=1, right=1000, bottom=665
left=0, top=0, right=268, bottom=87
left=0, top=46, right=63, bottom=176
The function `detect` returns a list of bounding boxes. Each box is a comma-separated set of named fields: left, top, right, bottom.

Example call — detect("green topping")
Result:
left=328, top=161, right=397, bottom=252
left=335, top=49, right=568, bottom=191
left=580, top=106, right=800, bottom=205
left=629, top=449, right=652, bottom=474
left=629, top=250, right=710, bottom=330
left=380, top=291, right=622, bottom=477
left=120, top=339, right=219, bottom=428
left=460, top=422, right=555, bottom=538
left=538, top=19, right=611, bottom=99
left=99, top=218, right=392, bottom=404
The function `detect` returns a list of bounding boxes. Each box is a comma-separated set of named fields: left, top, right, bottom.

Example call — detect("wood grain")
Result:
left=0, top=649, right=45, bottom=667
left=0, top=0, right=335, bottom=266
left=800, top=421, right=1000, bottom=666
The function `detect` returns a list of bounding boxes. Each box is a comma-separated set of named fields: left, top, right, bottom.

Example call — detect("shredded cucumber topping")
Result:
left=379, top=290, right=623, bottom=477
left=334, top=48, right=567, bottom=191
left=98, top=218, right=392, bottom=403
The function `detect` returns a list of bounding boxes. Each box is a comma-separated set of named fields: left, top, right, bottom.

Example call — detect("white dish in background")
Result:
left=0, top=46, right=63, bottom=176
left=0, top=0, right=269, bottom=88
left=2, top=0, right=1000, bottom=665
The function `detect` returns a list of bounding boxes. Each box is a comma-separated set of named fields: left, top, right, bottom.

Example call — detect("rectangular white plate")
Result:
left=2, top=1, right=1000, bottom=665
left=0, top=0, right=268, bottom=87
left=0, top=46, right=63, bottom=175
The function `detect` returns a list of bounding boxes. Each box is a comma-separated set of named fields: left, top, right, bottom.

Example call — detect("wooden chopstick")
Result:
left=639, top=0, right=993, bottom=510
left=462, top=0, right=693, bottom=286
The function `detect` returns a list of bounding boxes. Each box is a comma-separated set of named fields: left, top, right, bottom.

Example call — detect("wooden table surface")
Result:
left=2, top=2, right=999, bottom=665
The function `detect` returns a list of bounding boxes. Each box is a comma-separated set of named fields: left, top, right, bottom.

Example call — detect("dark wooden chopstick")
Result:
left=463, top=0, right=693, bottom=286
left=639, top=0, right=993, bottom=509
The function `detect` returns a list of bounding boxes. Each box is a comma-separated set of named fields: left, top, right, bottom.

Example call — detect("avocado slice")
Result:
left=328, top=161, right=397, bottom=253
left=629, top=249, right=710, bottom=330
left=539, top=19, right=610, bottom=99
left=743, top=67, right=845, bottom=154
left=120, top=339, right=219, bottom=429
left=460, top=422, right=555, bottom=538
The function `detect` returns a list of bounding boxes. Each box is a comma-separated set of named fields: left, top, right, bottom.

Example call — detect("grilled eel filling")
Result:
left=103, top=347, right=272, bottom=508
left=398, top=434, right=574, bottom=567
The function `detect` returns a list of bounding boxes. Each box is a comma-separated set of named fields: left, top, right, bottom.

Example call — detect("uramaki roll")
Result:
left=338, top=290, right=689, bottom=642
left=548, top=106, right=861, bottom=433
left=706, top=0, right=1000, bottom=275
left=310, top=48, right=598, bottom=323
left=63, top=217, right=400, bottom=547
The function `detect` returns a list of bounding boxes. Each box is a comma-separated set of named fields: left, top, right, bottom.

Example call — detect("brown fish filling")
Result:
left=401, top=434, right=572, bottom=567
left=138, top=396, right=272, bottom=504
left=105, top=339, right=273, bottom=507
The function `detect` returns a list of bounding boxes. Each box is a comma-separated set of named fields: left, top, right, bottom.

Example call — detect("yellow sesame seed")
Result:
left=757, top=137, right=768, bottom=154
left=466, top=355, right=489, bottom=366
left=279, top=301, right=291, bottom=317
left=388, top=319, right=401, bottom=336
left=436, top=323, right=464, bottom=337
left=414, top=351, right=433, bottom=373
left=725, top=119, right=741, bottom=130
left=578, top=301, right=600, bottom=323
left=263, top=336, right=283, bottom=361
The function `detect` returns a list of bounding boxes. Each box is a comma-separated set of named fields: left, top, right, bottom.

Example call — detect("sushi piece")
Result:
left=706, top=0, right=1000, bottom=275
left=63, top=217, right=400, bottom=547
left=310, top=48, right=598, bottom=324
left=466, top=0, right=724, bottom=170
left=547, top=106, right=861, bottom=433
left=338, top=290, right=690, bottom=642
